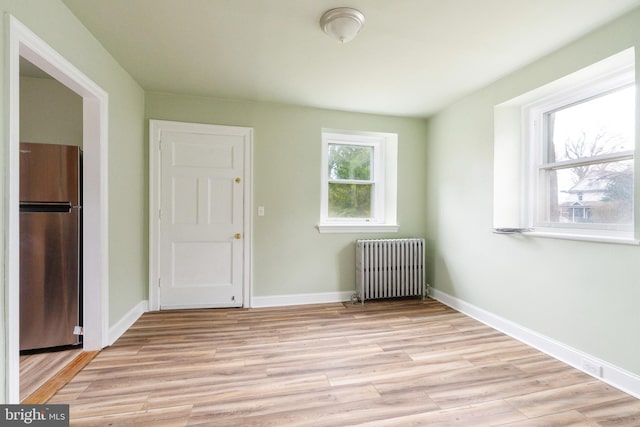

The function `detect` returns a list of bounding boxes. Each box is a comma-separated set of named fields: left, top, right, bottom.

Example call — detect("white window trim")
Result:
left=493, top=47, right=638, bottom=244
left=318, top=129, right=398, bottom=234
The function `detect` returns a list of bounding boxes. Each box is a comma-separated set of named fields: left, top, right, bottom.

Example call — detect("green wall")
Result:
left=426, top=8, right=640, bottom=375
left=146, top=93, right=428, bottom=297
left=20, top=76, right=83, bottom=147
left=0, top=0, right=146, bottom=401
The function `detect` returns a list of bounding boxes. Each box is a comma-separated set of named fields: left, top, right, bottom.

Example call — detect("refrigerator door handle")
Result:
left=20, top=202, right=72, bottom=213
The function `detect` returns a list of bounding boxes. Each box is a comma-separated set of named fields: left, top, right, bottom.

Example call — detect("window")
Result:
left=494, top=48, right=637, bottom=243
left=318, top=129, right=398, bottom=233
left=327, top=143, right=378, bottom=219
left=531, top=84, right=635, bottom=231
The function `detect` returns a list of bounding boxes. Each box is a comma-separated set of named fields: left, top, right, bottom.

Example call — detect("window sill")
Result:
left=317, top=223, right=399, bottom=234
left=522, top=230, right=639, bottom=246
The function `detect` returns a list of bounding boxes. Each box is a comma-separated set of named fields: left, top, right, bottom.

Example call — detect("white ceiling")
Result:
left=62, top=0, right=640, bottom=118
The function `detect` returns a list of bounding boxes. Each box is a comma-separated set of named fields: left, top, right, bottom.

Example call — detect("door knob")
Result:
left=234, top=233, right=242, bottom=239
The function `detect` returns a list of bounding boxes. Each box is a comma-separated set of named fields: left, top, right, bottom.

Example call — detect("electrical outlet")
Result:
left=581, top=358, right=603, bottom=377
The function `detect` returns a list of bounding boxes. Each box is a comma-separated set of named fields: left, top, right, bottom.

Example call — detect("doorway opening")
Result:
left=18, top=59, right=83, bottom=402
left=6, top=15, right=109, bottom=403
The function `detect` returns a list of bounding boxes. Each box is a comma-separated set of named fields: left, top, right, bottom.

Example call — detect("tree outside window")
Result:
left=327, top=144, right=374, bottom=218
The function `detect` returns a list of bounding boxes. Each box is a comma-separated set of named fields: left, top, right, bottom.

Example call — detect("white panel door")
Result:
left=159, top=126, right=246, bottom=309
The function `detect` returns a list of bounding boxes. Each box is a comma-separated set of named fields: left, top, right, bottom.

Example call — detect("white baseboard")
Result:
left=107, top=293, right=351, bottom=342
left=107, top=300, right=148, bottom=346
left=251, top=291, right=354, bottom=308
left=430, top=288, right=640, bottom=399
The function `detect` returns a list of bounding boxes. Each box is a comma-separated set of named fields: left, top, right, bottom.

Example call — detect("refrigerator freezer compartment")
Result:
left=20, top=142, right=80, bottom=205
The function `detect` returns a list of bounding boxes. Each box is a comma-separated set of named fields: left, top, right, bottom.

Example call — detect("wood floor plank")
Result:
left=426, top=366, right=592, bottom=410
left=578, top=396, right=640, bottom=426
left=22, top=351, right=98, bottom=404
left=20, top=347, right=83, bottom=401
left=43, top=298, right=639, bottom=425
left=357, top=399, right=527, bottom=427
left=496, top=410, right=600, bottom=427
left=70, top=404, right=192, bottom=427
left=506, top=380, right=631, bottom=418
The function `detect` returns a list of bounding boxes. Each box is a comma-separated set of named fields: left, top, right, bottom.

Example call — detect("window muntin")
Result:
left=532, top=83, right=635, bottom=233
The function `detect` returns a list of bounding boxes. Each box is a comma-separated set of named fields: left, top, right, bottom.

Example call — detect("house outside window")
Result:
left=318, top=129, right=398, bottom=233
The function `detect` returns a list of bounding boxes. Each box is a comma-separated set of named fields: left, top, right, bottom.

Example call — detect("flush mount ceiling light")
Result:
left=320, top=7, right=365, bottom=43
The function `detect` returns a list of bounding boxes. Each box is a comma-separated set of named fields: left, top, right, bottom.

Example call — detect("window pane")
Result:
left=546, top=85, right=635, bottom=163
left=328, top=183, right=372, bottom=218
left=328, top=144, right=372, bottom=180
left=544, top=159, right=633, bottom=225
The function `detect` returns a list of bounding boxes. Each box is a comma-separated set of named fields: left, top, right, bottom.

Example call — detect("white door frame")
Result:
left=149, top=120, right=253, bottom=311
left=5, top=15, right=109, bottom=402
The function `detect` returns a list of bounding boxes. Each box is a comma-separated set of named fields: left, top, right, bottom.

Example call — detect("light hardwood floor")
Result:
left=21, top=350, right=99, bottom=404
left=49, top=299, right=640, bottom=426
left=20, top=347, right=83, bottom=401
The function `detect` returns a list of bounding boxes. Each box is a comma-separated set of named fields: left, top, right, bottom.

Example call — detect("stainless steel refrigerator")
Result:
left=19, top=142, right=82, bottom=352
